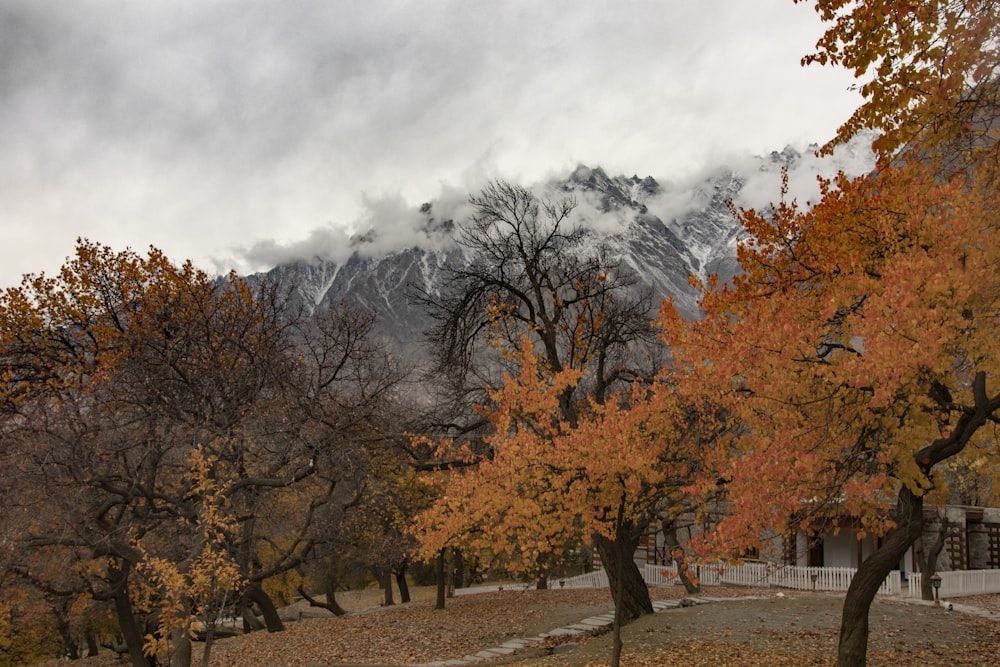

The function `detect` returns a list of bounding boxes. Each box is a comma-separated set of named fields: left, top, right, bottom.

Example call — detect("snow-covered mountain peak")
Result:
left=253, top=162, right=753, bottom=358
left=563, top=164, right=661, bottom=214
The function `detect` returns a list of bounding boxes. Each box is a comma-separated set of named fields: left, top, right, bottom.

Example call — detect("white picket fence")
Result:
left=907, top=569, right=1000, bottom=599
left=549, top=562, right=1000, bottom=598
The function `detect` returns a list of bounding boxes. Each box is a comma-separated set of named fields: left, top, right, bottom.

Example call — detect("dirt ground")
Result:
left=514, top=591, right=1000, bottom=667
left=40, top=585, right=1000, bottom=667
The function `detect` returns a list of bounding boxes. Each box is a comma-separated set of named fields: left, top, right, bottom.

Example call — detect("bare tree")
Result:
left=415, top=181, right=660, bottom=617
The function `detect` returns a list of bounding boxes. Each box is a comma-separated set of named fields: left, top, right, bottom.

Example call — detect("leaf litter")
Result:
left=40, top=586, right=999, bottom=667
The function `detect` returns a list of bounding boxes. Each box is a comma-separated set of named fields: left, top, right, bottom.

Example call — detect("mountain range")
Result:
left=252, top=149, right=810, bottom=360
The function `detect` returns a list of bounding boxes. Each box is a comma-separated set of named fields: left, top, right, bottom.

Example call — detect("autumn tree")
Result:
left=415, top=181, right=661, bottom=616
left=343, top=458, right=435, bottom=606
left=647, top=4, right=1000, bottom=665
left=797, top=0, right=1000, bottom=168
left=0, top=241, right=347, bottom=666
left=733, top=2, right=1000, bottom=665
left=134, top=446, right=244, bottom=667
left=658, top=154, right=999, bottom=667
left=283, top=300, right=413, bottom=611
left=414, top=336, right=706, bottom=667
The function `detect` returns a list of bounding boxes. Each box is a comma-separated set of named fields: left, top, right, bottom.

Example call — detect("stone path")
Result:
left=416, top=593, right=998, bottom=666
left=416, top=596, right=768, bottom=666
left=891, top=596, right=1000, bottom=619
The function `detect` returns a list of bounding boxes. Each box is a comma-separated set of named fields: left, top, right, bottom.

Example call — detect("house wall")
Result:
left=970, top=507, right=1000, bottom=569
left=796, top=531, right=808, bottom=567
left=776, top=528, right=913, bottom=573
left=757, top=533, right=785, bottom=564
left=824, top=531, right=859, bottom=568
left=928, top=505, right=1000, bottom=571
left=644, top=505, right=998, bottom=574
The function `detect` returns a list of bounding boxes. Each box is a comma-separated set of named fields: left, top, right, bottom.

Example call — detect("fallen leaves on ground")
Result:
left=39, top=586, right=1000, bottom=667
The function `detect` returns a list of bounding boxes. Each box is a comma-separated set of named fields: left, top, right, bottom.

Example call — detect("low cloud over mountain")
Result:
left=248, top=140, right=873, bottom=358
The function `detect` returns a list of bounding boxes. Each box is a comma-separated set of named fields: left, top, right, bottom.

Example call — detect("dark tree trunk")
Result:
left=196, top=626, right=211, bottom=667
left=451, top=548, right=464, bottom=590
left=435, top=549, right=446, bottom=610
left=395, top=567, right=411, bottom=603
left=53, top=609, right=79, bottom=660
left=381, top=570, right=395, bottom=606
left=663, top=525, right=700, bottom=593
left=244, top=584, right=284, bottom=632
left=111, top=568, right=152, bottom=667
left=534, top=552, right=551, bottom=590
left=323, top=576, right=348, bottom=615
left=297, top=580, right=347, bottom=616
left=835, top=369, right=998, bottom=666
left=837, top=486, right=924, bottom=667
left=85, top=630, right=100, bottom=657
left=241, top=600, right=266, bottom=633
left=676, top=556, right=701, bottom=594
left=169, top=627, right=191, bottom=667
left=610, top=535, right=625, bottom=667
left=916, top=512, right=950, bottom=601
left=593, top=531, right=653, bottom=622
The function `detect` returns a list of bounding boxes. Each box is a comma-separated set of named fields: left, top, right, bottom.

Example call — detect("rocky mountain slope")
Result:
left=251, top=153, right=808, bottom=359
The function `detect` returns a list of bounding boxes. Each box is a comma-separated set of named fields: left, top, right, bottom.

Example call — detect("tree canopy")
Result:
left=649, top=5, right=1000, bottom=665
left=0, top=240, right=406, bottom=666
left=799, top=0, right=999, bottom=164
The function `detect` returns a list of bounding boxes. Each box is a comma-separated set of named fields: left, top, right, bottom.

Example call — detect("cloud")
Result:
left=0, top=0, right=864, bottom=286
left=237, top=225, right=354, bottom=271
left=233, top=179, right=479, bottom=269
left=733, top=134, right=877, bottom=212
left=231, top=132, right=875, bottom=274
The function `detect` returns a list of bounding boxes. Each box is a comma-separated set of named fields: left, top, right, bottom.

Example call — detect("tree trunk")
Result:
left=663, top=525, right=700, bottom=593
left=169, top=627, right=191, bottom=667
left=610, top=535, right=625, bottom=667
left=916, top=512, right=950, bottom=601
left=435, top=549, right=446, bottom=610
left=395, top=567, right=411, bottom=603
left=198, top=625, right=213, bottom=667
left=244, top=584, right=284, bottom=632
left=110, top=566, right=151, bottom=667
left=240, top=600, right=266, bottom=633
left=323, top=575, right=348, bottom=615
left=381, top=569, right=395, bottom=606
left=452, top=548, right=464, bottom=590
left=85, top=630, right=100, bottom=657
left=837, top=486, right=924, bottom=667
left=593, top=531, right=653, bottom=622
left=534, top=551, right=550, bottom=590
left=676, top=560, right=701, bottom=594
left=53, top=609, right=79, bottom=660
left=297, top=580, right=348, bottom=616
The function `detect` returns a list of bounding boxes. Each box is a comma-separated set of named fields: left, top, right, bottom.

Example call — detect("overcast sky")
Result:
left=0, top=0, right=867, bottom=288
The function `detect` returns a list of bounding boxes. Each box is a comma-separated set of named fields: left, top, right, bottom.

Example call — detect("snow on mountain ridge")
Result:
left=252, top=161, right=766, bottom=357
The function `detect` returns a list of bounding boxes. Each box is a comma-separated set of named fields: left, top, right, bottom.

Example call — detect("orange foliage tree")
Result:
left=414, top=181, right=663, bottom=621
left=798, top=0, right=999, bottom=164
left=657, top=153, right=999, bottom=666
left=650, top=4, right=1000, bottom=665
left=414, top=336, right=702, bottom=664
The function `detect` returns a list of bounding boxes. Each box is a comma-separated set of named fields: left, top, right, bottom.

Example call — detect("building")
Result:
left=637, top=505, right=1000, bottom=577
